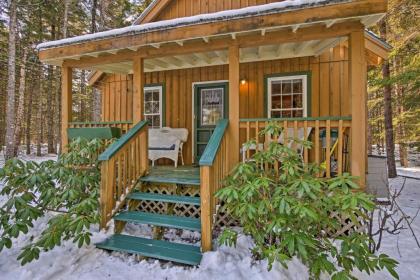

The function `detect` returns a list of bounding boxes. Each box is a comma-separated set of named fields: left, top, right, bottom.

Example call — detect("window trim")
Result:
left=144, top=84, right=164, bottom=128
left=264, top=71, right=311, bottom=118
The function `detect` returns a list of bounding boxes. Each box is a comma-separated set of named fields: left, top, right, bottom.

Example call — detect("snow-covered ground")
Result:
left=0, top=152, right=419, bottom=280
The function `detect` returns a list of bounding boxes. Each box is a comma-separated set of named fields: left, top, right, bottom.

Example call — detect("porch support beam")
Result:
left=61, top=66, right=72, bottom=152
left=228, top=45, right=240, bottom=169
left=133, top=57, right=144, bottom=123
left=61, top=21, right=364, bottom=68
left=349, top=30, right=367, bottom=188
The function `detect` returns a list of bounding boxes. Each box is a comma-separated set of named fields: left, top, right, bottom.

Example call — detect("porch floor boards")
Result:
left=140, top=165, right=201, bottom=186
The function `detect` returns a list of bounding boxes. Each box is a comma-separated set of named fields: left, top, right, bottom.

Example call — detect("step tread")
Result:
left=127, top=192, right=200, bottom=206
left=114, top=211, right=201, bottom=232
left=96, top=234, right=202, bottom=266
left=140, top=175, right=201, bottom=186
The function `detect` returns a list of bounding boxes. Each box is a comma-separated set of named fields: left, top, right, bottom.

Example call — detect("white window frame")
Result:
left=267, top=75, right=308, bottom=118
left=144, top=85, right=163, bottom=128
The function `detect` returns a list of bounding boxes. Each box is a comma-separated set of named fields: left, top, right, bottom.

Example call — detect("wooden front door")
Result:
left=194, top=82, right=228, bottom=163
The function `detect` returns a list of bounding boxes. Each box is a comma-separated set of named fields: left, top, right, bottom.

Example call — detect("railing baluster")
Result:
left=315, top=120, right=320, bottom=169
left=283, top=120, right=288, bottom=144
left=326, top=120, right=331, bottom=178
left=264, top=121, right=270, bottom=171
left=255, top=120, right=259, bottom=154
left=338, top=120, right=343, bottom=175
left=117, top=156, right=122, bottom=200
left=303, top=121, right=308, bottom=165
left=246, top=121, right=250, bottom=160
left=293, top=120, right=298, bottom=150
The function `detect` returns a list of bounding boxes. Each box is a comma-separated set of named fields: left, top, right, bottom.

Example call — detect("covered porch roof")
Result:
left=37, top=0, right=387, bottom=72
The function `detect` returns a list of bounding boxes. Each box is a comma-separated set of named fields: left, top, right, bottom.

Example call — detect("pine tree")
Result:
left=4, top=0, right=17, bottom=160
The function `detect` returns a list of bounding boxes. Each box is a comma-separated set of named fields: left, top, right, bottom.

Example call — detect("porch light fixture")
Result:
left=240, top=78, right=247, bottom=85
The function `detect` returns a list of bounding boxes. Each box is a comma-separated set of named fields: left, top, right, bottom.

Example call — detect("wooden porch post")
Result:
left=61, top=66, right=72, bottom=152
left=349, top=30, right=367, bottom=188
left=228, top=45, right=240, bottom=169
left=132, top=56, right=144, bottom=123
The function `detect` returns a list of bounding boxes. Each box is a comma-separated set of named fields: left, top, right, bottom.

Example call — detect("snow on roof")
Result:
left=365, top=29, right=392, bottom=50
left=37, top=0, right=350, bottom=50
left=132, top=0, right=160, bottom=25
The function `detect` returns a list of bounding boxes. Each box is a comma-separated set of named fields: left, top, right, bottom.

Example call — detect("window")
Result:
left=267, top=75, right=308, bottom=118
left=144, top=86, right=163, bottom=128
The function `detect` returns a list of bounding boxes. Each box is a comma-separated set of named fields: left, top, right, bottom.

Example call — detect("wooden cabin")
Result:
left=38, top=0, right=390, bottom=265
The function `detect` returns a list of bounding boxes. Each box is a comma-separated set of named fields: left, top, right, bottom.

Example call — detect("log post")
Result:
left=61, top=66, right=72, bottom=152
left=132, top=56, right=144, bottom=123
left=349, top=30, right=367, bottom=188
left=228, top=45, right=240, bottom=169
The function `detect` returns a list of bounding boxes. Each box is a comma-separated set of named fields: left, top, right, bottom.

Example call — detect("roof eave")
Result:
left=38, top=0, right=388, bottom=64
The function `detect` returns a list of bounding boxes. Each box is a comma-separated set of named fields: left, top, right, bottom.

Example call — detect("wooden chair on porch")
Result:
left=241, top=127, right=313, bottom=162
left=148, top=127, right=188, bottom=167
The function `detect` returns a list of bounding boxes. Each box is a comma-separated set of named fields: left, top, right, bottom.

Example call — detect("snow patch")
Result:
left=1, top=154, right=419, bottom=279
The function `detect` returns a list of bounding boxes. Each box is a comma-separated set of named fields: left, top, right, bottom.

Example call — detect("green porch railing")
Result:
left=239, top=115, right=352, bottom=178
left=239, top=116, right=352, bottom=122
left=98, top=120, right=149, bottom=229
left=199, top=119, right=229, bottom=166
left=198, top=119, right=230, bottom=252
left=68, top=121, right=133, bottom=125
left=69, top=121, right=133, bottom=135
left=98, top=120, right=148, bottom=161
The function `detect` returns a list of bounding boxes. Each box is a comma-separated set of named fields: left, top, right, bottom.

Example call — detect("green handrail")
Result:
left=239, top=116, right=352, bottom=122
left=98, top=120, right=148, bottom=161
left=69, top=121, right=133, bottom=125
left=199, top=119, right=229, bottom=166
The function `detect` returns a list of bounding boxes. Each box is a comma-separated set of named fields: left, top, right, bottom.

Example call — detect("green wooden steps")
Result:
left=114, top=211, right=201, bottom=232
left=140, top=166, right=201, bottom=186
left=140, top=175, right=200, bottom=186
left=96, top=166, right=203, bottom=266
left=127, top=192, right=200, bottom=206
left=95, top=234, right=202, bottom=265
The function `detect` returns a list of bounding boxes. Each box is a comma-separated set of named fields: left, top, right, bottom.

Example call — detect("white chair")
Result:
left=162, top=127, right=188, bottom=165
left=148, top=127, right=188, bottom=167
left=277, top=127, right=313, bottom=158
left=241, top=143, right=264, bottom=162
left=241, top=127, right=313, bottom=163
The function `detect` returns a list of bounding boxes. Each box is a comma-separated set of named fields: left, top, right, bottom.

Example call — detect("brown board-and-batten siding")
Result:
left=153, top=0, right=284, bottom=22
left=99, top=44, right=351, bottom=165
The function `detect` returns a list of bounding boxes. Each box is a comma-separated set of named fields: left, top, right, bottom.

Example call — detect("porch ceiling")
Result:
left=91, top=37, right=346, bottom=74
left=37, top=0, right=387, bottom=67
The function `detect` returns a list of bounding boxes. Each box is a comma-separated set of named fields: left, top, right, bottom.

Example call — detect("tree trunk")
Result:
left=36, top=68, right=43, bottom=157
left=13, top=49, right=28, bottom=156
left=47, top=25, right=57, bottom=154
left=55, top=69, right=61, bottom=154
left=56, top=0, right=71, bottom=155
left=394, top=57, right=409, bottom=168
left=26, top=76, right=34, bottom=155
left=379, top=19, right=397, bottom=178
left=92, top=88, right=102, bottom=121
left=80, top=70, right=86, bottom=121
left=367, top=117, right=373, bottom=155
left=91, top=0, right=101, bottom=121
left=63, top=0, right=70, bottom=39
left=91, top=0, right=97, bottom=33
left=4, top=0, right=17, bottom=160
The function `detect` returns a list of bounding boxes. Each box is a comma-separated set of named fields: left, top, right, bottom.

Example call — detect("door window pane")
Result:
left=201, top=88, right=224, bottom=126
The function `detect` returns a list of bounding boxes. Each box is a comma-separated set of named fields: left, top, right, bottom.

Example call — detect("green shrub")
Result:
left=216, top=122, right=398, bottom=279
left=0, top=138, right=107, bottom=265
